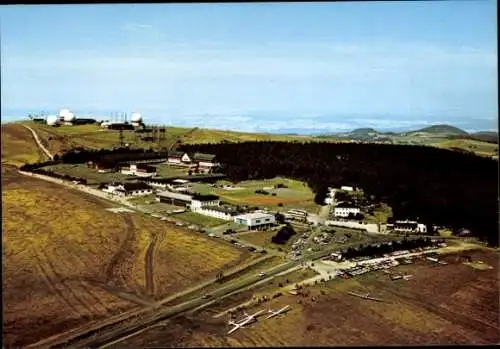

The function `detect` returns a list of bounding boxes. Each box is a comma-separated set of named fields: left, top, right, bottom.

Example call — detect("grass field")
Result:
left=430, top=139, right=498, bottom=158
left=41, top=162, right=187, bottom=186
left=22, top=122, right=191, bottom=153
left=180, top=128, right=318, bottom=144
left=191, top=177, right=320, bottom=213
left=172, top=211, right=228, bottom=228
left=1, top=124, right=48, bottom=166
left=43, top=163, right=133, bottom=185
left=155, top=164, right=189, bottom=177
left=2, top=165, right=245, bottom=347
left=114, top=249, right=499, bottom=347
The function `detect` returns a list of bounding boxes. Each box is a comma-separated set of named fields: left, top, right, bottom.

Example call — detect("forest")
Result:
left=179, top=141, right=498, bottom=246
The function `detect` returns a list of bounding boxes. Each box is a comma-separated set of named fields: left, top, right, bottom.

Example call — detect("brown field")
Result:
left=112, top=249, right=499, bottom=347
left=2, top=166, right=244, bottom=347
left=1, top=124, right=48, bottom=166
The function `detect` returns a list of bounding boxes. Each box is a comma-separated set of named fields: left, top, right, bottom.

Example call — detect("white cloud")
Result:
left=121, top=23, right=154, bottom=31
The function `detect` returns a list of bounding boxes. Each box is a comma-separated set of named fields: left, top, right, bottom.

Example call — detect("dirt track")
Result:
left=22, top=124, right=54, bottom=160
left=145, top=231, right=165, bottom=299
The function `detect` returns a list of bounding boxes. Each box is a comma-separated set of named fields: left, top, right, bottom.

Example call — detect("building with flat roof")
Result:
left=234, top=212, right=276, bottom=230
left=156, top=191, right=193, bottom=206
left=192, top=204, right=241, bottom=221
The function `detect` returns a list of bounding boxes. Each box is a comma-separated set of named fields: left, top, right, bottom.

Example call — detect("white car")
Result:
left=258, top=272, right=266, bottom=277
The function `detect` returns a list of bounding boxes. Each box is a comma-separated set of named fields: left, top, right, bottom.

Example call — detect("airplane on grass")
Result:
left=264, top=305, right=291, bottom=320
left=227, top=309, right=266, bottom=334
left=347, top=291, right=385, bottom=302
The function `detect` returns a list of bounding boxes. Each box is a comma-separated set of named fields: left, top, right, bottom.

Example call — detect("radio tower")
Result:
left=119, top=128, right=125, bottom=148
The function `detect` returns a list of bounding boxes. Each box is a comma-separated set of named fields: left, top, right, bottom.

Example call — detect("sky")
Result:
left=1, top=1, right=497, bottom=133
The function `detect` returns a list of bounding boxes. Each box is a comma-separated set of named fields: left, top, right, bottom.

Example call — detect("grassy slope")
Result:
left=171, top=211, right=227, bottom=228
left=2, top=165, right=245, bottom=346
left=1, top=124, right=48, bottom=166
left=19, top=122, right=319, bottom=155
left=1, top=123, right=246, bottom=346
left=430, top=139, right=498, bottom=158
left=2, top=165, right=137, bottom=346
left=14, top=121, right=497, bottom=160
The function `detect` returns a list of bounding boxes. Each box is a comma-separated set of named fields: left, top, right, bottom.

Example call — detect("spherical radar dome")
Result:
left=131, top=112, right=142, bottom=123
left=47, top=115, right=59, bottom=125
left=59, top=108, right=71, bottom=118
left=64, top=111, right=76, bottom=122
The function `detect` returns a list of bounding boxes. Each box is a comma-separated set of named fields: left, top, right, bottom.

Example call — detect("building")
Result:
left=167, top=179, right=192, bottom=192
left=324, top=187, right=337, bottom=205
left=101, top=182, right=153, bottom=196
left=181, top=153, right=192, bottom=164
left=284, top=209, right=308, bottom=222
left=156, top=190, right=193, bottom=206
left=234, top=212, right=276, bottom=230
left=141, top=177, right=175, bottom=189
left=73, top=118, right=96, bottom=125
left=120, top=164, right=157, bottom=177
left=340, top=186, right=354, bottom=192
left=192, top=152, right=219, bottom=172
left=101, top=122, right=134, bottom=130
left=87, top=161, right=116, bottom=173
left=190, top=194, right=220, bottom=209
left=333, top=202, right=361, bottom=218
left=392, top=220, right=427, bottom=233
left=192, top=204, right=240, bottom=221
left=167, top=150, right=185, bottom=164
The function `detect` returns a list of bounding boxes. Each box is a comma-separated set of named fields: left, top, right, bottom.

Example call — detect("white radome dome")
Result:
left=59, top=108, right=71, bottom=118
left=47, top=115, right=59, bottom=126
left=64, top=112, right=76, bottom=122
left=131, top=112, right=142, bottom=123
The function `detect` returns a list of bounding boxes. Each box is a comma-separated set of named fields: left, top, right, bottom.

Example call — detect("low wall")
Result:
left=325, top=220, right=380, bottom=233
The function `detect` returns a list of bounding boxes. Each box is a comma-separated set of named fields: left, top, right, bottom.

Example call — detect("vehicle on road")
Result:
left=201, top=294, right=212, bottom=299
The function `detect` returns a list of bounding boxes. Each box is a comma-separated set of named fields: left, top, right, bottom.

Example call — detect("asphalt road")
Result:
left=54, top=260, right=298, bottom=348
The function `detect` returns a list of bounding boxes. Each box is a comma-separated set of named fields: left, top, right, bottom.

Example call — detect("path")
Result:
left=22, top=124, right=54, bottom=160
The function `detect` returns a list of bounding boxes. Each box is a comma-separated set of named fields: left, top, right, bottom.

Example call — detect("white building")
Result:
left=340, top=186, right=354, bottom=192
left=120, top=164, right=157, bottom=177
left=190, top=197, right=220, bottom=209
left=392, top=220, right=427, bottom=233
left=324, top=187, right=337, bottom=205
left=333, top=206, right=361, bottom=218
left=192, top=205, right=238, bottom=221
left=284, top=209, right=308, bottom=222
left=234, top=212, right=276, bottom=230
left=102, top=182, right=153, bottom=197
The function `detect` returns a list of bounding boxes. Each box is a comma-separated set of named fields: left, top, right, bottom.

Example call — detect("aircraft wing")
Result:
left=227, top=324, right=242, bottom=334
left=366, top=296, right=384, bottom=302
left=264, top=313, right=277, bottom=320
left=251, top=309, right=266, bottom=318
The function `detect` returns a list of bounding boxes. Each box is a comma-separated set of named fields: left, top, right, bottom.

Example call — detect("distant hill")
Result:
left=470, top=131, right=498, bottom=144
left=412, top=124, right=468, bottom=136
left=349, top=128, right=378, bottom=135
